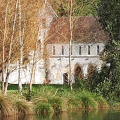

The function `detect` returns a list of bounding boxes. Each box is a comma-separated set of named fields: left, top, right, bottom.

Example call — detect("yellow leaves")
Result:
left=0, top=0, right=42, bottom=65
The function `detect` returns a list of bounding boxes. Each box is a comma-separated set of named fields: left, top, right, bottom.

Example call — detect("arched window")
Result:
left=74, top=65, right=84, bottom=80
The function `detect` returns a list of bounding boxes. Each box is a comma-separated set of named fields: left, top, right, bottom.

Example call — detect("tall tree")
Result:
left=97, top=0, right=120, bottom=76
left=97, top=0, right=120, bottom=97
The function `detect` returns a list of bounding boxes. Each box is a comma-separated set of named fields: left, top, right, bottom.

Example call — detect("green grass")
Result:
left=79, top=91, right=98, bottom=109
left=35, top=102, right=53, bottom=114
left=0, top=84, right=109, bottom=117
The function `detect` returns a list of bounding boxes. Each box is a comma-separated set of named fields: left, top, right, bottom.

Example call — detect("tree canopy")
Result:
left=97, top=0, right=120, bottom=99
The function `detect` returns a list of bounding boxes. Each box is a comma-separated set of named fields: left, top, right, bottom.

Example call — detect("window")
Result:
left=79, top=46, right=81, bottom=55
left=62, top=46, right=64, bottom=55
left=97, top=45, right=99, bottom=55
left=53, top=46, right=55, bottom=55
left=88, top=45, right=90, bottom=55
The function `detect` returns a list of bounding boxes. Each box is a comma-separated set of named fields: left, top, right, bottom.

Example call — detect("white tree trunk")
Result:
left=30, top=50, right=36, bottom=91
left=69, top=0, right=73, bottom=90
left=4, top=0, right=18, bottom=95
left=2, top=2, right=9, bottom=93
left=18, top=0, right=22, bottom=92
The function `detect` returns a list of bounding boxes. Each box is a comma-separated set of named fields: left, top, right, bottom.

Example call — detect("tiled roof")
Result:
left=46, top=16, right=109, bottom=44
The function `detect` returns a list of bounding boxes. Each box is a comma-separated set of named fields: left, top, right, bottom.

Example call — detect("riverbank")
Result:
left=0, top=84, right=109, bottom=117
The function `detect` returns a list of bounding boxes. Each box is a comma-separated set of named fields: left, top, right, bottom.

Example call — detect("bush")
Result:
left=73, top=78, right=86, bottom=90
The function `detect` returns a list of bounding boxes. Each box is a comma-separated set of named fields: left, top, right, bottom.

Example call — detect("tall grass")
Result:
left=79, top=91, right=98, bottom=109
left=35, top=102, right=53, bottom=114
left=30, top=85, right=108, bottom=114
left=15, top=100, right=34, bottom=115
left=0, top=95, right=16, bottom=117
left=0, top=84, right=109, bottom=117
left=0, top=93, right=34, bottom=117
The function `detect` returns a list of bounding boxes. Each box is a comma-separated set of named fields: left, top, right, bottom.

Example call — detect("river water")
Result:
left=1, top=109, right=120, bottom=120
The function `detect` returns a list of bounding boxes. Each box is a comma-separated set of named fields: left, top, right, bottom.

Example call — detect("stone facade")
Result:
left=45, top=43, right=104, bottom=84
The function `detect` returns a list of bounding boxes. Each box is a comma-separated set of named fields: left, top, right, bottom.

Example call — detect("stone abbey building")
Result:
left=1, top=1, right=109, bottom=85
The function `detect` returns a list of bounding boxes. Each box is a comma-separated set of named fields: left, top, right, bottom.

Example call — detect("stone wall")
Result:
left=46, top=43, right=104, bottom=84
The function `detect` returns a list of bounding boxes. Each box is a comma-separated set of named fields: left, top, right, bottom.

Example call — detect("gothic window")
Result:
left=97, top=45, right=99, bottom=55
left=62, top=45, right=64, bottom=55
left=53, top=46, right=55, bottom=55
left=88, top=45, right=90, bottom=55
left=79, top=46, right=81, bottom=55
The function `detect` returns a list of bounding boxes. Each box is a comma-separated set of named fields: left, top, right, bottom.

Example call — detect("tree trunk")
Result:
left=69, top=0, right=73, bottom=90
left=4, top=0, right=18, bottom=95
left=2, top=2, right=9, bottom=93
left=30, top=50, right=36, bottom=91
left=18, top=0, right=22, bottom=93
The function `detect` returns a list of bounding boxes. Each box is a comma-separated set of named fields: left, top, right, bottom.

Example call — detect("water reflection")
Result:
left=0, top=115, right=38, bottom=120
left=1, top=109, right=120, bottom=120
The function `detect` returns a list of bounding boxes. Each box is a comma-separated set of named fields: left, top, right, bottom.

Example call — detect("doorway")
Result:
left=63, top=73, right=68, bottom=84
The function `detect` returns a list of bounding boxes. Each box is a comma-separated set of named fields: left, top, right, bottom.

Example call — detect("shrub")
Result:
left=73, top=78, right=86, bottom=90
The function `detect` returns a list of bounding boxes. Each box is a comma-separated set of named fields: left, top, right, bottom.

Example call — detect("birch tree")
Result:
left=2, top=2, right=9, bottom=93
left=69, top=0, right=73, bottom=90
left=0, top=0, right=42, bottom=94
left=4, top=0, right=19, bottom=95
